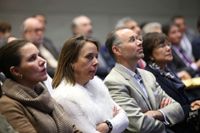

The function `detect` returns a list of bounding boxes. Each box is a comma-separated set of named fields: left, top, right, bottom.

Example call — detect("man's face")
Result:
left=125, top=20, right=141, bottom=35
left=24, top=20, right=44, bottom=46
left=35, top=15, right=46, bottom=31
left=116, top=29, right=144, bottom=63
left=174, top=18, right=186, bottom=33
left=76, top=17, right=93, bottom=37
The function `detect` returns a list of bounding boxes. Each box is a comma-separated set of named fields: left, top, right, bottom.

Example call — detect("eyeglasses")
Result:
left=130, top=37, right=143, bottom=43
left=136, top=37, right=143, bottom=42
left=26, top=28, right=44, bottom=33
left=156, top=42, right=171, bottom=48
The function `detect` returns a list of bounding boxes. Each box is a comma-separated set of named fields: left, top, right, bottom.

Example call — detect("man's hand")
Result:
left=191, top=100, right=200, bottom=110
left=145, top=110, right=164, bottom=121
left=160, top=97, right=171, bottom=109
left=96, top=123, right=109, bottom=133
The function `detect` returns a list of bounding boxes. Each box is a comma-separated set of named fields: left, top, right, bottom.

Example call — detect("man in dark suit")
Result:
left=172, top=15, right=197, bottom=61
left=33, top=14, right=59, bottom=60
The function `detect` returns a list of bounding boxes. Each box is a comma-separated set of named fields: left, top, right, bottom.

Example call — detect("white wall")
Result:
left=0, top=0, right=200, bottom=49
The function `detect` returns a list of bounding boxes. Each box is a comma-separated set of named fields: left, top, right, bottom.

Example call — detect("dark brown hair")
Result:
left=0, top=39, right=30, bottom=80
left=0, top=21, right=11, bottom=33
left=52, top=34, right=100, bottom=88
left=142, top=32, right=168, bottom=64
left=0, top=39, right=29, bottom=97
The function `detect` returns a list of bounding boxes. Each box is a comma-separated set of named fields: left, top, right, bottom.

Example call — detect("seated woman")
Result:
left=52, top=35, right=129, bottom=133
left=143, top=32, right=200, bottom=133
left=0, top=39, right=81, bottom=133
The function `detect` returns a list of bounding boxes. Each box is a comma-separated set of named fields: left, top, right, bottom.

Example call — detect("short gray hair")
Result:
left=105, top=27, right=127, bottom=62
left=142, top=22, right=161, bottom=35
left=115, top=17, right=133, bottom=29
left=71, top=15, right=88, bottom=34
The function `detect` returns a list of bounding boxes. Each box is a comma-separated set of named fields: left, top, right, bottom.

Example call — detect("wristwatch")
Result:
left=104, top=120, right=113, bottom=133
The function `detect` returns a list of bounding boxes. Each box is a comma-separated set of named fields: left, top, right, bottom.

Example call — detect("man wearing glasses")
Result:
left=104, top=27, right=184, bottom=133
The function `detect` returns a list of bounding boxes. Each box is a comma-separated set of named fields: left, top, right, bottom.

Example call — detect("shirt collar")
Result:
left=119, top=63, right=142, bottom=80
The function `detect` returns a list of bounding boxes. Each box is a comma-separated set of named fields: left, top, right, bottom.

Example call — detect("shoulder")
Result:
left=192, top=37, right=200, bottom=45
left=0, top=95, right=26, bottom=112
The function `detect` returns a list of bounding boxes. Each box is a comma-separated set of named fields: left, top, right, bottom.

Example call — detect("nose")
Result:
left=93, top=57, right=99, bottom=66
left=39, top=56, right=46, bottom=66
left=137, top=40, right=142, bottom=46
left=166, top=45, right=171, bottom=51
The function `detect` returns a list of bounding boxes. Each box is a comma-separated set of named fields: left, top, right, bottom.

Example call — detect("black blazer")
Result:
left=168, top=48, right=196, bottom=77
left=145, top=65, right=191, bottom=133
left=43, top=37, right=59, bottom=60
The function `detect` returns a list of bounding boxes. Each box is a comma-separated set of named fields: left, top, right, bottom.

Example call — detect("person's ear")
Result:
left=74, top=27, right=79, bottom=35
left=10, top=66, right=21, bottom=78
left=112, top=46, right=122, bottom=56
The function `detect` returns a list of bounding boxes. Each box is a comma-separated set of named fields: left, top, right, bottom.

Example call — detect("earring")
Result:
left=151, top=58, right=154, bottom=61
left=71, top=65, right=74, bottom=70
left=19, top=74, right=23, bottom=79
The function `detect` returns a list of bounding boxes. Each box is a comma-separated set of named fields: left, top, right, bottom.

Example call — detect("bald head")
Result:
left=22, top=17, right=44, bottom=47
left=115, top=17, right=141, bottom=36
left=72, top=15, right=93, bottom=37
left=34, top=14, right=46, bottom=31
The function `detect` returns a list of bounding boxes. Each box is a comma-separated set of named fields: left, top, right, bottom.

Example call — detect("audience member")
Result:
left=33, top=14, right=59, bottom=59
left=71, top=15, right=113, bottom=79
left=192, top=16, right=200, bottom=61
left=52, top=34, right=129, bottom=133
left=115, top=17, right=141, bottom=37
left=142, top=22, right=162, bottom=35
left=21, top=17, right=57, bottom=78
left=115, top=17, right=145, bottom=69
left=143, top=32, right=200, bottom=133
left=0, top=39, right=81, bottom=133
left=0, top=36, right=53, bottom=95
left=162, top=22, right=200, bottom=78
left=172, top=15, right=197, bottom=61
left=104, top=27, right=184, bottom=133
left=0, top=21, right=11, bottom=40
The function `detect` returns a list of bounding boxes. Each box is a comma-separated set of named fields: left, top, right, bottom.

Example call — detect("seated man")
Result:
left=104, top=27, right=184, bottom=133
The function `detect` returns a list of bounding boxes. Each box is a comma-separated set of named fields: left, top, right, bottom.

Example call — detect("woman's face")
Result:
left=72, top=41, right=99, bottom=86
left=168, top=25, right=182, bottom=46
left=152, top=41, right=173, bottom=67
left=16, top=43, right=47, bottom=86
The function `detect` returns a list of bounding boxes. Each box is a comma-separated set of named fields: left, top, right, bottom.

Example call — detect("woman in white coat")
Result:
left=52, top=34, right=129, bottom=133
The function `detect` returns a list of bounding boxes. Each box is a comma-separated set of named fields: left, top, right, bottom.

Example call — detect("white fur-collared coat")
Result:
left=52, top=76, right=129, bottom=133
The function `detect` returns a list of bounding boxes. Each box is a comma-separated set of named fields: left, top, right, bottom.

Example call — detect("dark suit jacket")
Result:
left=168, top=48, right=196, bottom=77
left=192, top=37, right=200, bottom=61
left=185, top=29, right=197, bottom=43
left=145, top=65, right=191, bottom=133
left=43, top=37, right=59, bottom=60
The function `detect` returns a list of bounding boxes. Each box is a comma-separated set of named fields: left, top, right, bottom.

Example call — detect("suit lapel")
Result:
left=115, top=64, right=153, bottom=110
left=139, top=69, right=155, bottom=110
